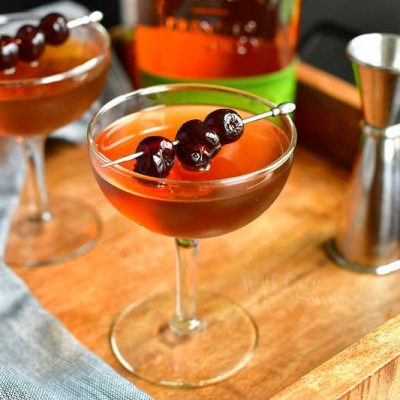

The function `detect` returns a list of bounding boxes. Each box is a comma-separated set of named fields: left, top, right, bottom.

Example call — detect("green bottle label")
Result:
left=139, top=61, right=297, bottom=104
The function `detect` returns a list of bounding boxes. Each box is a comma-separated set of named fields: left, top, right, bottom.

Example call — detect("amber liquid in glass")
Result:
left=0, top=37, right=109, bottom=136
left=94, top=104, right=291, bottom=238
left=135, top=0, right=301, bottom=80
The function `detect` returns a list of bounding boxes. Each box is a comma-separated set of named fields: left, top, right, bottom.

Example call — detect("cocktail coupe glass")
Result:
left=88, top=84, right=296, bottom=387
left=0, top=12, right=110, bottom=267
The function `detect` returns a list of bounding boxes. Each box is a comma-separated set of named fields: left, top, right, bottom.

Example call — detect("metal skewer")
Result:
left=0, top=10, right=103, bottom=27
left=241, top=102, right=296, bottom=124
left=67, top=11, right=103, bottom=28
left=102, top=102, right=296, bottom=167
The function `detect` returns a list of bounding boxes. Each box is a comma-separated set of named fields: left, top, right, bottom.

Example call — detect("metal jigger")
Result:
left=327, top=33, right=400, bottom=275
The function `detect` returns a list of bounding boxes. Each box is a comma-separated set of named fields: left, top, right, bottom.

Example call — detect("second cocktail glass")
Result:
left=0, top=12, right=110, bottom=267
left=88, top=84, right=296, bottom=387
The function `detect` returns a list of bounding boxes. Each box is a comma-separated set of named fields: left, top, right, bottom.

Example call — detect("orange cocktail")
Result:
left=94, top=104, right=290, bottom=238
left=0, top=29, right=109, bottom=136
left=1, top=12, right=110, bottom=267
left=88, top=84, right=296, bottom=388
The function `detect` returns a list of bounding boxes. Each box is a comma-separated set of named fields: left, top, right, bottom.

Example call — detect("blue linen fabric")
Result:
left=0, top=3, right=152, bottom=399
left=0, top=143, right=151, bottom=399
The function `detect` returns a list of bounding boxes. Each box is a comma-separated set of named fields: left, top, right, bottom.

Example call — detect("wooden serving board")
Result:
left=14, top=63, right=400, bottom=400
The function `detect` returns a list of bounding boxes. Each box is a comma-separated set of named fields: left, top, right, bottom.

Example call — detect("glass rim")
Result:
left=346, top=33, right=400, bottom=73
left=88, top=83, right=297, bottom=186
left=0, top=12, right=110, bottom=87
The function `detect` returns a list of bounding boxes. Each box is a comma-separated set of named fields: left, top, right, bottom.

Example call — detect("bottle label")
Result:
left=138, top=61, right=297, bottom=104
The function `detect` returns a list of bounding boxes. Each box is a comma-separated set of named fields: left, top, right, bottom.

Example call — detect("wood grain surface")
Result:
left=11, top=65, right=400, bottom=399
left=12, top=141, right=400, bottom=400
left=271, top=314, right=400, bottom=400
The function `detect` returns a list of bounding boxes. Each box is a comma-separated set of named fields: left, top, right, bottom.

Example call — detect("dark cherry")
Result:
left=0, top=35, right=19, bottom=70
left=204, top=109, right=244, bottom=144
left=175, top=119, right=221, bottom=170
left=39, top=13, right=69, bottom=45
left=16, top=25, right=46, bottom=62
left=134, top=136, right=175, bottom=178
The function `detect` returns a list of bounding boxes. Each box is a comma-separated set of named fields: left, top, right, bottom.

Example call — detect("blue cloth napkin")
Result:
left=0, top=2, right=152, bottom=399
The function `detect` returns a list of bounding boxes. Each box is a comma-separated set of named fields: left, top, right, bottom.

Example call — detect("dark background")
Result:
left=299, top=0, right=400, bottom=82
left=1, top=0, right=400, bottom=83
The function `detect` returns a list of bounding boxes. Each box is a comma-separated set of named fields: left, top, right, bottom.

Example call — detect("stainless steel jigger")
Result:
left=326, top=33, right=400, bottom=275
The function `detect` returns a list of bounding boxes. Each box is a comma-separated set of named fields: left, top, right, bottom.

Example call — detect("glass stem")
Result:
left=169, top=238, right=203, bottom=335
left=19, top=136, right=52, bottom=223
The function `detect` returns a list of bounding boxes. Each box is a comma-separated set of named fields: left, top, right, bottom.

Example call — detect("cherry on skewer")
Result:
left=204, top=109, right=244, bottom=144
left=39, top=13, right=69, bottom=45
left=134, top=136, right=175, bottom=178
left=102, top=102, right=296, bottom=178
left=175, top=119, right=221, bottom=170
left=16, top=25, right=45, bottom=62
left=0, top=35, right=19, bottom=70
left=0, top=11, right=103, bottom=71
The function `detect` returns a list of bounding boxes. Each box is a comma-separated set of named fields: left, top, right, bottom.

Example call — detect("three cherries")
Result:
left=0, top=12, right=69, bottom=71
left=133, top=109, right=244, bottom=178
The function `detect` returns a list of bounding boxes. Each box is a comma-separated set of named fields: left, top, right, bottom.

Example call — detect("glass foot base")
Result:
left=111, top=291, right=258, bottom=388
left=5, top=198, right=101, bottom=268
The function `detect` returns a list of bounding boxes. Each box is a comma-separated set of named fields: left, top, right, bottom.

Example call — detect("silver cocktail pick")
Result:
left=0, top=10, right=103, bottom=26
left=67, top=11, right=103, bottom=28
left=102, top=102, right=296, bottom=167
